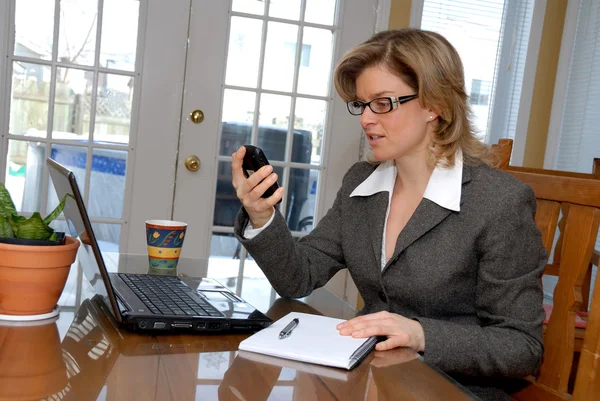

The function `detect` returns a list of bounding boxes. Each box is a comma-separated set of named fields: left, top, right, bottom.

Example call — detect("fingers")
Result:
left=231, top=146, right=247, bottom=185
left=337, top=311, right=391, bottom=333
left=375, top=337, right=409, bottom=351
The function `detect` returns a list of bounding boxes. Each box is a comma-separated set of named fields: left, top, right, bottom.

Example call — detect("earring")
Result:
left=429, top=116, right=433, bottom=119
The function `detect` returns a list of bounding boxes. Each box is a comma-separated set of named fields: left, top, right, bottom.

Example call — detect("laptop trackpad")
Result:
left=202, top=290, right=250, bottom=312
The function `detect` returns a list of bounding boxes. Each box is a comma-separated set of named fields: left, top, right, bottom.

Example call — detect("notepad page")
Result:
left=238, top=312, right=373, bottom=369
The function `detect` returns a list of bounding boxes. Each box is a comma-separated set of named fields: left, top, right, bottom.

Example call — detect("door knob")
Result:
left=185, top=155, right=201, bottom=172
left=190, top=109, right=204, bottom=124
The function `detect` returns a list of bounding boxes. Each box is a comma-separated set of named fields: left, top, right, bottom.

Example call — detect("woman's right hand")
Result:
left=231, top=146, right=284, bottom=229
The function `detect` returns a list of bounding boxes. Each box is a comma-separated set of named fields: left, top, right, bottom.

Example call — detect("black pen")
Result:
left=278, top=318, right=299, bottom=339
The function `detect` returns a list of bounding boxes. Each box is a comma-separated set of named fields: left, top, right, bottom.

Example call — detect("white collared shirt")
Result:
left=350, top=152, right=463, bottom=269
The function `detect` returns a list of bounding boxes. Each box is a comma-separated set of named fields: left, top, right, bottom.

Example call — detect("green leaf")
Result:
left=0, top=182, right=17, bottom=219
left=43, top=193, right=70, bottom=225
left=0, top=216, right=15, bottom=238
left=8, top=214, right=26, bottom=235
left=10, top=212, right=55, bottom=240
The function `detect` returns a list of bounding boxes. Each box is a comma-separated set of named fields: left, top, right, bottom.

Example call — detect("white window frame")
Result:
left=544, top=0, right=581, bottom=169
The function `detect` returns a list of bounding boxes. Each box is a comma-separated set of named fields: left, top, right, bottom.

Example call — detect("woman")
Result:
left=231, top=29, right=546, bottom=400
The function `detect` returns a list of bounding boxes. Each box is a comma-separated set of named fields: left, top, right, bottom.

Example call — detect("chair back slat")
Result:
left=572, top=270, right=600, bottom=400
left=536, top=205, right=600, bottom=392
left=505, top=168, right=600, bottom=208
left=491, top=138, right=513, bottom=169
left=534, top=200, right=560, bottom=255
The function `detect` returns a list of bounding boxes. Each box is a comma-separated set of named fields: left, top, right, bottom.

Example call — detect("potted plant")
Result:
left=0, top=182, right=79, bottom=316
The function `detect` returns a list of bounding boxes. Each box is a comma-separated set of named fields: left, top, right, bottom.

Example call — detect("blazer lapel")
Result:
left=383, top=165, right=472, bottom=272
left=385, top=199, right=452, bottom=271
left=364, top=192, right=389, bottom=268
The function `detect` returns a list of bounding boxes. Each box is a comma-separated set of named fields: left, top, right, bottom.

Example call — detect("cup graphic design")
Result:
left=145, top=220, right=187, bottom=270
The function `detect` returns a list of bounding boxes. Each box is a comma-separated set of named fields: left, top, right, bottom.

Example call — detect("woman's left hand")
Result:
left=336, top=311, right=425, bottom=352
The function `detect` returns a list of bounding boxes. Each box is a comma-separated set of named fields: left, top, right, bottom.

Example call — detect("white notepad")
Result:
left=238, top=312, right=377, bottom=370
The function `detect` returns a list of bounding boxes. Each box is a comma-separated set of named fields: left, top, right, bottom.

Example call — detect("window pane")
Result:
left=58, top=0, right=98, bottom=66
left=294, top=97, right=326, bottom=165
left=10, top=62, right=51, bottom=137
left=304, top=0, right=337, bottom=25
left=262, top=22, right=298, bottom=92
left=232, top=0, right=265, bottom=15
left=5, top=139, right=44, bottom=213
left=91, top=222, right=120, bottom=252
left=214, top=161, right=242, bottom=228
left=54, top=67, right=93, bottom=140
left=14, top=0, right=54, bottom=60
left=297, top=27, right=333, bottom=96
left=269, top=0, right=301, bottom=21
left=94, top=73, right=134, bottom=144
left=258, top=94, right=291, bottom=162
left=220, top=89, right=256, bottom=155
left=225, top=17, right=263, bottom=88
left=47, top=144, right=88, bottom=213
left=287, top=168, right=317, bottom=232
left=100, top=0, right=139, bottom=71
left=88, top=148, right=127, bottom=219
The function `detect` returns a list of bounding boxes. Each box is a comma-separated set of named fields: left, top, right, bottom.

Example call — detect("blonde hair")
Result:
left=334, top=28, right=496, bottom=167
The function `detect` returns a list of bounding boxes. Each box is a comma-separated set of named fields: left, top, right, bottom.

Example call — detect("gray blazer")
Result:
left=235, top=161, right=546, bottom=385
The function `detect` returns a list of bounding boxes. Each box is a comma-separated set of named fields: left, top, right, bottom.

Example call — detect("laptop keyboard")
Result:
left=119, top=274, right=223, bottom=317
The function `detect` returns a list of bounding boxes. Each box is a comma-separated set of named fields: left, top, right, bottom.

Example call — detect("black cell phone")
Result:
left=242, top=145, right=281, bottom=201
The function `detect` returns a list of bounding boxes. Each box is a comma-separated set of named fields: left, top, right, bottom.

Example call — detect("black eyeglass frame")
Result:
left=346, top=94, right=419, bottom=115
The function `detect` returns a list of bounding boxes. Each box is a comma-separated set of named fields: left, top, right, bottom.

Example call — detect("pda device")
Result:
left=242, top=145, right=281, bottom=202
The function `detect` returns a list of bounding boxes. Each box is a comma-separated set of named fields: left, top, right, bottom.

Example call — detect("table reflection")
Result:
left=0, top=254, right=478, bottom=401
left=0, top=317, right=69, bottom=400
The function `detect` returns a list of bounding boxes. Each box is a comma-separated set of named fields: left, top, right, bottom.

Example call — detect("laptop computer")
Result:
left=47, top=157, right=272, bottom=333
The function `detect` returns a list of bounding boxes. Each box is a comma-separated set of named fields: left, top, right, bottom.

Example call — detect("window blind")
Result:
left=555, top=0, right=600, bottom=175
left=419, top=0, right=534, bottom=143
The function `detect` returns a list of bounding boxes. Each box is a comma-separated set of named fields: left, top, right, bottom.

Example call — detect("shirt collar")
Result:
left=350, top=151, right=463, bottom=212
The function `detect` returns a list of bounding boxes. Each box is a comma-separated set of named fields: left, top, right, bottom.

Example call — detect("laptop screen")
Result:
left=47, top=157, right=122, bottom=322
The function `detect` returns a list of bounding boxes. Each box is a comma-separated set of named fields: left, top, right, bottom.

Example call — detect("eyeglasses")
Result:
left=346, top=94, right=418, bottom=115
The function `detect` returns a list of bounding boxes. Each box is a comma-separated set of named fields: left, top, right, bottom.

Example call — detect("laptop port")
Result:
left=138, top=320, right=148, bottom=329
left=208, top=322, right=221, bottom=330
left=196, top=322, right=206, bottom=329
left=171, top=322, right=193, bottom=329
left=153, top=322, right=166, bottom=329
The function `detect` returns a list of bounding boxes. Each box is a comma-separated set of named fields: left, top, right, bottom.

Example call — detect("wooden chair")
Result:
left=491, top=138, right=514, bottom=169
left=505, top=165, right=600, bottom=401
left=492, top=140, right=599, bottom=315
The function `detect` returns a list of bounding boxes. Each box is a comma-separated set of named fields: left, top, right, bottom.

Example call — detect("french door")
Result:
left=1, top=0, right=382, bottom=303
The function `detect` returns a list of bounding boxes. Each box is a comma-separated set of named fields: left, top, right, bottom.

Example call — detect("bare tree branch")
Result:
left=71, top=12, right=97, bottom=64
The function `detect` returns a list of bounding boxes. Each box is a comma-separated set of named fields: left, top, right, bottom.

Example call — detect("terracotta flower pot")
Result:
left=0, top=236, right=80, bottom=315
left=0, top=319, right=68, bottom=400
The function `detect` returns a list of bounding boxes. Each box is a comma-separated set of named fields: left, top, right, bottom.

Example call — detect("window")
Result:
left=470, top=79, right=491, bottom=106
left=418, top=0, right=536, bottom=143
left=551, top=0, right=600, bottom=175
